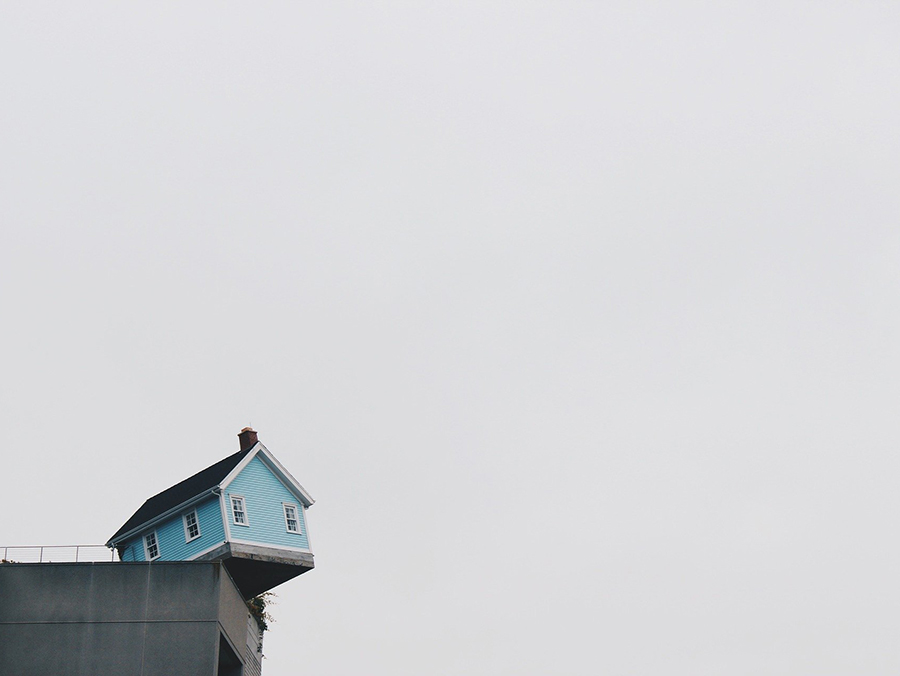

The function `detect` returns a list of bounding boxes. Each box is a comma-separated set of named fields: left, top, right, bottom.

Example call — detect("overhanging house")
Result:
left=107, top=427, right=315, bottom=598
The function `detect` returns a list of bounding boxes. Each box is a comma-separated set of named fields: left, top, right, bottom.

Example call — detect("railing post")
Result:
left=75, top=546, right=80, bottom=563
left=39, top=547, right=43, bottom=563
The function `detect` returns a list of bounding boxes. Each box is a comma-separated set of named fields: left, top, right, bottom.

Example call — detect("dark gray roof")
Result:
left=108, top=447, right=252, bottom=544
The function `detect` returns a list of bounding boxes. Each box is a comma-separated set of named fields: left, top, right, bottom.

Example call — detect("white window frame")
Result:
left=230, top=495, right=249, bottom=527
left=282, top=502, right=302, bottom=534
left=183, top=509, right=201, bottom=542
left=143, top=531, right=160, bottom=561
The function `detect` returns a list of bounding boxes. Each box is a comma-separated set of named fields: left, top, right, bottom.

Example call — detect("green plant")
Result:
left=247, top=592, right=276, bottom=632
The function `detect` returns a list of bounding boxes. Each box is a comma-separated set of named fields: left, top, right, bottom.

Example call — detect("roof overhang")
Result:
left=105, top=487, right=219, bottom=548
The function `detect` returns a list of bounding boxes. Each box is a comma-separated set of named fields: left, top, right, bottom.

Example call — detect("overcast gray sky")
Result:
left=2, top=2, right=900, bottom=674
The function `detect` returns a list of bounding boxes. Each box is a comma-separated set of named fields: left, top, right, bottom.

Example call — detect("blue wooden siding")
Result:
left=121, top=534, right=144, bottom=562
left=120, top=543, right=136, bottom=561
left=225, top=456, right=310, bottom=551
left=120, top=495, right=226, bottom=562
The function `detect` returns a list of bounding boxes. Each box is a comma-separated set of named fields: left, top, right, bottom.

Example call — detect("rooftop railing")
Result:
left=0, top=545, right=119, bottom=563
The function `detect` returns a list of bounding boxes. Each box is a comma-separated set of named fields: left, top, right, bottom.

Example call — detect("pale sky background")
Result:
left=2, top=2, right=900, bottom=674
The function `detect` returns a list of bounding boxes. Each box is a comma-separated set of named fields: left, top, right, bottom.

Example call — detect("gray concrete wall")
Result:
left=218, top=563, right=252, bottom=650
left=0, top=561, right=253, bottom=676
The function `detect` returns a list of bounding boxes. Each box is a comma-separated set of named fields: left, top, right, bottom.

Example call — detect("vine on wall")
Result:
left=247, top=592, right=276, bottom=632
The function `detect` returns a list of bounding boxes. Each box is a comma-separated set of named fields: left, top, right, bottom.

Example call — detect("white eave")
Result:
left=219, top=442, right=315, bottom=507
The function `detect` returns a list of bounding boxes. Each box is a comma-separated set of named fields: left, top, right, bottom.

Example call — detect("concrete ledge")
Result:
left=231, top=542, right=315, bottom=568
left=194, top=542, right=314, bottom=599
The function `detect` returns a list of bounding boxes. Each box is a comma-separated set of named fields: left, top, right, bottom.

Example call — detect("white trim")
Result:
left=106, top=488, right=218, bottom=547
left=187, top=541, right=229, bottom=561
left=219, top=443, right=315, bottom=507
left=229, top=538, right=312, bottom=555
left=302, top=505, right=313, bottom=552
left=218, top=443, right=262, bottom=489
left=143, top=531, right=160, bottom=561
left=282, top=502, right=302, bottom=534
left=257, top=445, right=315, bottom=506
left=229, top=494, right=249, bottom=527
left=218, top=489, right=232, bottom=543
left=182, top=509, right=201, bottom=543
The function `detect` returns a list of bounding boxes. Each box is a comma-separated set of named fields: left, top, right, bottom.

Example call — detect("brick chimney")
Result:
left=238, top=427, right=258, bottom=451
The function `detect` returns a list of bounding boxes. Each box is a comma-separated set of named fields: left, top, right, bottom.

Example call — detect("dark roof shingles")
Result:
left=108, top=447, right=251, bottom=544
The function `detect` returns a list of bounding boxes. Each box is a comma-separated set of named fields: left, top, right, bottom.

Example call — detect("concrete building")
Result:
left=0, top=428, right=316, bottom=675
left=0, top=561, right=263, bottom=676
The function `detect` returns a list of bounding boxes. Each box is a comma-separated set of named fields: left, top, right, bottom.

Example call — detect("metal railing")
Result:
left=0, top=545, right=119, bottom=563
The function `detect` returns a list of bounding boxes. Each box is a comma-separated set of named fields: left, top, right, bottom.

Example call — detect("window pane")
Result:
left=284, top=505, right=299, bottom=532
left=145, top=533, right=159, bottom=559
left=232, top=497, right=246, bottom=524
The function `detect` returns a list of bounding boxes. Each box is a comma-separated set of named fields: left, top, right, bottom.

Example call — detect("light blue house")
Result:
left=107, top=428, right=314, bottom=598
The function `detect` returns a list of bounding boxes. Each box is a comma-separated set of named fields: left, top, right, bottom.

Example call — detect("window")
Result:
left=183, top=510, right=201, bottom=542
left=231, top=496, right=248, bottom=526
left=144, top=531, right=160, bottom=560
left=283, top=503, right=301, bottom=534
